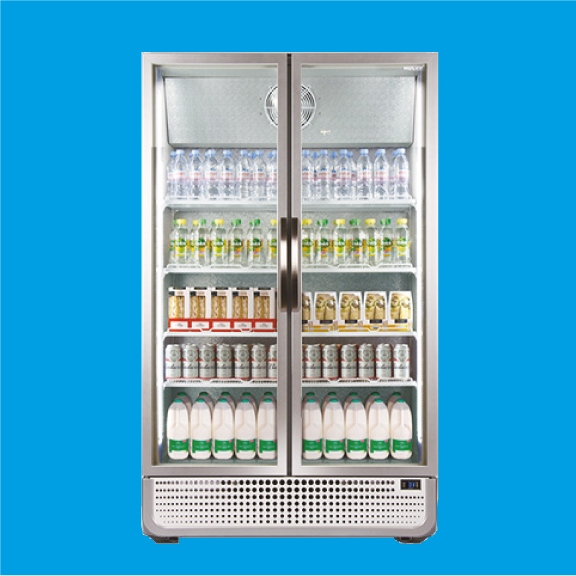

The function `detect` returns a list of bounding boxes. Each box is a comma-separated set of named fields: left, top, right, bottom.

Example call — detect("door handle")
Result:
left=291, top=217, right=300, bottom=312
left=279, top=217, right=289, bottom=312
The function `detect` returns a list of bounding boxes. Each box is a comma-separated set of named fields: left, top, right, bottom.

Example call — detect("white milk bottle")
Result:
left=235, top=398, right=257, bottom=460
left=220, top=391, right=236, bottom=409
left=343, top=391, right=360, bottom=411
left=189, top=398, right=212, bottom=460
left=345, top=398, right=367, bottom=460
left=364, top=391, right=381, bottom=413
left=387, top=392, right=402, bottom=413
left=321, top=391, right=338, bottom=413
left=175, top=392, right=192, bottom=414
left=212, top=398, right=235, bottom=460
left=390, top=398, right=413, bottom=460
left=197, top=391, right=213, bottom=412
left=302, top=397, right=323, bottom=460
left=257, top=397, right=277, bottom=460
left=166, top=399, right=189, bottom=460
left=323, top=398, right=345, bottom=460
left=301, top=391, right=316, bottom=409
left=368, top=397, right=389, bottom=460
left=240, top=391, right=258, bottom=411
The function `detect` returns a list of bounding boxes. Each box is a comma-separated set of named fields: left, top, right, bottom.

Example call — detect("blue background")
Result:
left=2, top=1, right=576, bottom=574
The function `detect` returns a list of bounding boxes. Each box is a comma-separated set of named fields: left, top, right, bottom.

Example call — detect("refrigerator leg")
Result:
left=394, top=536, right=428, bottom=544
left=149, top=536, right=179, bottom=544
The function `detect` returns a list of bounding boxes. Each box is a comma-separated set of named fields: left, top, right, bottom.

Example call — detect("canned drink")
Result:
left=199, top=343, right=216, bottom=379
left=393, top=344, right=410, bottom=379
left=340, top=344, right=358, bottom=379
left=321, top=344, right=339, bottom=380
left=267, top=344, right=278, bottom=379
left=375, top=343, right=392, bottom=379
left=251, top=343, right=267, bottom=379
left=216, top=343, right=232, bottom=379
left=358, top=343, right=375, bottom=379
left=304, top=344, right=322, bottom=379
left=165, top=344, right=182, bottom=379
left=182, top=343, right=199, bottom=379
left=234, top=344, right=250, bottom=380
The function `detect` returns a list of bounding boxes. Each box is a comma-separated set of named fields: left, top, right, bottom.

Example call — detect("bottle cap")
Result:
left=307, top=398, right=316, bottom=403
left=350, top=392, right=358, bottom=396
left=173, top=398, right=182, bottom=403
left=393, top=148, right=406, bottom=156
left=349, top=219, right=360, bottom=226
left=218, top=398, right=227, bottom=403
left=322, top=219, right=329, bottom=226
left=192, top=220, right=199, bottom=226
left=397, top=218, right=408, bottom=226
left=320, top=149, right=328, bottom=155
left=264, top=392, right=274, bottom=396
left=206, top=149, right=216, bottom=156
left=334, top=219, right=345, bottom=226
left=329, top=398, right=339, bottom=403
left=196, top=398, right=205, bottom=403
left=263, top=398, right=273, bottom=403
left=270, top=218, right=277, bottom=226
left=222, top=392, right=231, bottom=396
left=175, top=219, right=187, bottom=226
left=330, top=151, right=338, bottom=158
left=241, top=398, right=250, bottom=403
left=240, top=149, right=248, bottom=156
left=175, top=149, right=185, bottom=155
left=198, top=218, right=206, bottom=225
left=364, top=218, right=376, bottom=226
left=223, top=149, right=232, bottom=157
left=376, top=148, right=386, bottom=155
left=380, top=218, right=392, bottom=226
left=340, top=149, right=348, bottom=155
left=170, top=151, right=176, bottom=157
left=302, top=218, right=313, bottom=226
left=374, top=397, right=383, bottom=403
left=189, top=149, right=200, bottom=157
left=396, top=399, right=406, bottom=404
left=255, top=150, right=263, bottom=156
left=302, top=150, right=310, bottom=157
left=351, top=398, right=361, bottom=403
left=215, top=219, right=224, bottom=226
left=250, top=219, right=261, bottom=226
left=360, top=148, right=369, bottom=155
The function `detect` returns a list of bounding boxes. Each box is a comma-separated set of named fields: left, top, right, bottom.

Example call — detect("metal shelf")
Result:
left=303, top=265, right=416, bottom=274
left=302, top=331, right=417, bottom=338
left=164, top=200, right=276, bottom=210
left=303, top=199, right=416, bottom=211
left=302, top=378, right=416, bottom=388
left=163, top=331, right=278, bottom=339
left=163, top=378, right=277, bottom=388
left=164, top=265, right=276, bottom=275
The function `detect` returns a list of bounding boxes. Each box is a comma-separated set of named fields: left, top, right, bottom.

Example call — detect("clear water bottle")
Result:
left=392, top=148, right=410, bottom=198
left=349, top=150, right=357, bottom=199
left=356, top=149, right=372, bottom=200
left=187, top=220, right=198, bottom=264
left=195, top=218, right=210, bottom=266
left=365, top=218, right=378, bottom=266
left=336, top=149, right=353, bottom=200
left=395, top=218, right=411, bottom=263
left=247, top=219, right=264, bottom=266
left=266, top=150, right=278, bottom=200
left=236, top=149, right=252, bottom=200
left=301, top=218, right=315, bottom=266
left=332, top=218, right=347, bottom=265
left=379, top=218, right=394, bottom=264
left=204, top=149, right=219, bottom=200
left=373, top=149, right=389, bottom=199
left=166, top=151, right=176, bottom=199
left=315, top=219, right=331, bottom=265
left=211, top=219, right=227, bottom=265
left=348, top=219, right=365, bottom=265
left=252, top=150, right=266, bottom=200
left=266, top=218, right=278, bottom=266
left=302, top=150, right=314, bottom=201
left=169, top=219, right=188, bottom=264
left=330, top=151, right=338, bottom=194
left=315, top=150, right=331, bottom=200
left=171, top=149, right=188, bottom=199
left=188, top=150, right=204, bottom=200
left=220, top=149, right=236, bottom=200
left=228, top=218, right=245, bottom=266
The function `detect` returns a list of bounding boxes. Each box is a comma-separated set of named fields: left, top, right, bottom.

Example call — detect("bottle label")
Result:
left=205, top=169, right=218, bottom=181
left=370, top=439, right=390, bottom=453
left=350, top=237, right=363, bottom=259
left=236, top=439, right=256, bottom=452
left=346, top=438, right=367, bottom=452
left=316, top=237, right=330, bottom=259
left=253, top=169, right=265, bottom=182
left=396, top=168, right=408, bottom=182
left=334, top=237, right=346, bottom=258
left=192, top=439, right=211, bottom=453
left=268, top=238, right=277, bottom=259
left=212, top=238, right=225, bottom=257
left=176, top=238, right=187, bottom=259
left=214, top=439, right=233, bottom=453
left=302, top=169, right=314, bottom=182
left=302, top=237, right=313, bottom=259
left=259, top=439, right=277, bottom=452
left=382, top=237, right=393, bottom=259
left=358, top=169, right=372, bottom=181
left=325, top=439, right=344, bottom=453
left=190, top=170, right=203, bottom=183
left=221, top=169, right=235, bottom=183
left=374, top=169, right=388, bottom=183
left=396, top=237, right=408, bottom=258
left=338, top=169, right=351, bottom=181
left=169, top=171, right=186, bottom=181
left=303, top=439, right=321, bottom=452
left=239, top=170, right=251, bottom=183
left=169, top=439, right=189, bottom=452
left=367, top=237, right=377, bottom=257
left=392, top=439, right=412, bottom=451
left=317, top=168, right=330, bottom=181
left=232, top=237, right=243, bottom=259
left=249, top=238, right=262, bottom=257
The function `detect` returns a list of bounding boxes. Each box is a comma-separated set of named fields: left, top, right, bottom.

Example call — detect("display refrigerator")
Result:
left=142, top=52, right=438, bottom=543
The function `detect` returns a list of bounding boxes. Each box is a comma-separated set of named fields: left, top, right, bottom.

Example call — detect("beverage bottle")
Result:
left=387, top=392, right=402, bottom=413
left=204, top=149, right=219, bottom=200
left=379, top=218, right=394, bottom=264
left=197, top=391, right=214, bottom=412
left=364, top=391, right=381, bottom=413
left=228, top=219, right=245, bottom=266
left=321, top=391, right=338, bottom=413
left=220, top=149, right=236, bottom=200
left=330, top=151, right=338, bottom=195
left=220, top=391, right=236, bottom=409
left=187, top=220, right=198, bottom=264
left=236, top=149, right=252, bottom=200
left=336, top=149, right=352, bottom=199
left=373, top=148, right=389, bottom=199
left=302, top=397, right=322, bottom=460
left=345, top=398, right=368, bottom=460
left=365, top=218, right=378, bottom=266
left=323, top=397, right=345, bottom=460
left=395, top=218, right=410, bottom=263
left=212, top=398, right=234, bottom=460
left=356, top=149, right=373, bottom=200
left=235, top=398, right=256, bottom=460
left=169, top=219, right=188, bottom=265
left=175, top=391, right=192, bottom=413
left=189, top=398, right=212, bottom=460
left=210, top=218, right=227, bottom=265
left=314, top=150, right=331, bottom=200
left=315, top=219, right=331, bottom=265
left=392, top=148, right=410, bottom=198
left=247, top=218, right=264, bottom=266
left=195, top=218, right=210, bottom=266
left=390, top=398, right=413, bottom=460
left=251, top=150, right=266, bottom=200
left=266, top=150, right=278, bottom=200
left=166, top=398, right=189, bottom=460
left=257, top=396, right=277, bottom=460
left=165, top=151, right=176, bottom=199
left=262, top=391, right=276, bottom=406
left=301, top=150, right=314, bottom=201
left=301, top=218, right=315, bottom=266
left=348, top=219, right=365, bottom=265
left=188, top=149, right=204, bottom=199
left=343, top=391, right=360, bottom=411
left=349, top=151, right=357, bottom=198
left=332, top=218, right=347, bottom=266
left=172, top=149, right=188, bottom=199
left=368, top=397, right=390, bottom=460
left=240, top=391, right=258, bottom=411
left=301, top=391, right=316, bottom=409
left=266, top=218, right=278, bottom=267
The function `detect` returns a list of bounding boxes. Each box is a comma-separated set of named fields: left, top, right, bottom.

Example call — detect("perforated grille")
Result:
left=265, top=85, right=316, bottom=128
left=153, top=477, right=426, bottom=528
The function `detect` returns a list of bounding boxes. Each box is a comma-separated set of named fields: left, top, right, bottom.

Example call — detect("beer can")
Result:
left=165, top=344, right=182, bottom=379
left=375, top=343, right=392, bottom=379
left=358, top=343, right=375, bottom=379
left=340, top=344, right=357, bottom=378
left=267, top=344, right=278, bottom=379
left=234, top=344, right=250, bottom=380
left=321, top=344, right=339, bottom=380
left=251, top=343, right=267, bottom=379
left=304, top=343, right=322, bottom=379
left=393, top=343, right=410, bottom=379
left=199, top=343, right=216, bottom=379
left=182, top=343, right=199, bottom=379
left=216, top=343, right=232, bottom=379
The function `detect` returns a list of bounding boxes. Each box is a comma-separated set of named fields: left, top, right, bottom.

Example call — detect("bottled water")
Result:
left=247, top=219, right=264, bottom=266
left=315, top=219, right=331, bottom=265
left=301, top=150, right=314, bottom=201
left=349, top=151, right=357, bottom=198
left=251, top=150, right=266, bottom=200
left=228, top=218, right=245, bottom=266
left=266, top=150, right=278, bottom=200
left=171, top=149, right=188, bottom=199
left=195, top=218, right=210, bottom=266
left=188, top=150, right=204, bottom=200
left=166, top=151, right=176, bottom=199
left=314, top=149, right=331, bottom=200
left=301, top=218, right=315, bottom=266
left=236, top=149, right=252, bottom=200
left=348, top=218, right=365, bottom=265
left=395, top=217, right=411, bottom=263
left=336, top=149, right=353, bottom=199
left=169, top=219, right=188, bottom=265
left=379, top=218, right=394, bottom=264
left=332, top=218, right=347, bottom=266
left=365, top=218, right=378, bottom=266
left=220, top=149, right=236, bottom=200
left=373, top=148, right=389, bottom=199
left=392, top=148, right=410, bottom=198
left=266, top=218, right=278, bottom=266
left=210, top=219, right=227, bottom=265
left=329, top=151, right=338, bottom=194
left=204, top=149, right=219, bottom=200
left=356, top=149, right=372, bottom=200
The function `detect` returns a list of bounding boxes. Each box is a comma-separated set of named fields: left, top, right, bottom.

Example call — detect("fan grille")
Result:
left=265, top=85, right=316, bottom=129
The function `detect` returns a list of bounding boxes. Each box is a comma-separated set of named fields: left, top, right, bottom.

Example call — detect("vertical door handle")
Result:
left=291, top=217, right=300, bottom=312
left=279, top=217, right=289, bottom=312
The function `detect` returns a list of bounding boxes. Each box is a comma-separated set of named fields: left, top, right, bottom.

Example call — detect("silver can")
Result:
left=267, top=344, right=278, bottom=379
left=199, top=343, right=216, bottom=380
left=216, top=343, right=232, bottom=379
left=393, top=343, right=410, bottom=379
left=165, top=344, right=182, bottom=379
left=322, top=344, right=339, bottom=380
left=358, top=343, right=375, bottom=379
left=375, top=343, right=392, bottom=379
left=340, top=344, right=358, bottom=379
left=182, top=343, right=199, bottom=379
left=251, top=343, right=267, bottom=379
left=304, top=343, right=322, bottom=379
left=234, top=344, right=250, bottom=380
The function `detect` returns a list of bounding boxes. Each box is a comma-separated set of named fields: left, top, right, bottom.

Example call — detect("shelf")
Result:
left=163, top=378, right=277, bottom=388
left=302, top=378, right=416, bottom=388
left=162, top=458, right=278, bottom=466
left=301, top=457, right=419, bottom=466
left=303, top=265, right=416, bottom=274
left=164, top=265, right=276, bottom=275
left=163, top=331, right=278, bottom=339
left=302, top=331, right=417, bottom=338
left=303, top=199, right=416, bottom=211
left=165, top=200, right=276, bottom=210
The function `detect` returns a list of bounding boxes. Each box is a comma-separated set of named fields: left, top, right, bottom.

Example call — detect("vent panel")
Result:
left=265, top=85, right=316, bottom=129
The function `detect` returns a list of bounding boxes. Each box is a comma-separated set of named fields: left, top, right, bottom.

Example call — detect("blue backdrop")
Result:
left=2, top=1, right=576, bottom=574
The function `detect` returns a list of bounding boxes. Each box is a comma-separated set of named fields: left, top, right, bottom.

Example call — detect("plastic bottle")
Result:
left=301, top=218, right=315, bottom=266
left=210, top=218, right=227, bottom=265
left=356, top=149, right=373, bottom=200
left=204, top=149, right=220, bottom=200
left=197, top=391, right=214, bottom=412
left=387, top=392, right=402, bottom=413
left=314, top=150, right=331, bottom=200
left=343, top=391, right=360, bottom=411
left=166, top=398, right=189, bottom=460
left=348, top=219, right=365, bottom=265
left=166, top=151, right=176, bottom=199
left=365, top=218, right=378, bottom=266
left=187, top=220, right=198, bottom=264
left=332, top=219, right=347, bottom=266
left=262, top=391, right=276, bottom=406
left=323, top=397, right=345, bottom=460
left=336, top=149, right=352, bottom=199
left=195, top=218, right=210, bottom=266
left=321, top=391, right=338, bottom=413
left=188, top=149, right=204, bottom=200
left=330, top=151, right=339, bottom=194
left=373, top=148, right=389, bottom=199
left=379, top=218, right=394, bottom=264
left=368, top=397, right=390, bottom=460
left=240, top=392, right=258, bottom=411
left=175, top=392, right=192, bottom=414
left=257, top=397, right=277, bottom=460
left=390, top=398, right=412, bottom=460
left=251, top=150, right=266, bottom=200
left=395, top=218, right=410, bottom=263
left=220, top=391, right=236, bottom=410
left=266, top=150, right=278, bottom=200
left=315, top=219, right=331, bottom=265
left=392, top=148, right=410, bottom=198
left=220, top=149, right=236, bottom=200
left=345, top=398, right=367, bottom=460
left=189, top=398, right=212, bottom=460
left=228, top=219, right=245, bottom=266
left=302, top=397, right=322, bottom=460
left=235, top=398, right=256, bottom=460
left=266, top=219, right=278, bottom=267
left=237, top=149, right=252, bottom=200
left=349, top=151, right=357, bottom=198
left=212, top=398, right=234, bottom=460
left=301, top=150, right=315, bottom=201
left=169, top=219, right=188, bottom=265
left=301, top=391, right=316, bottom=409
left=364, top=391, right=381, bottom=413
left=247, top=219, right=264, bottom=266
left=172, top=149, right=188, bottom=199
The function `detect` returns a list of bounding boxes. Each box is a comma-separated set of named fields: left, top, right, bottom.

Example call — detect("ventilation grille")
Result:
left=265, top=85, right=316, bottom=129
left=153, top=477, right=426, bottom=528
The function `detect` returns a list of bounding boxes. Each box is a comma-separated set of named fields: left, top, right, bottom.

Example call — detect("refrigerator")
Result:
left=142, top=52, right=438, bottom=543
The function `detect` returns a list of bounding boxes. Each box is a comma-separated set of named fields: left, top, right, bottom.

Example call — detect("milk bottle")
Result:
left=197, top=391, right=213, bottom=412
left=387, top=392, right=402, bottom=412
left=368, top=397, right=389, bottom=460
left=321, top=391, right=338, bottom=413
left=189, top=398, right=212, bottom=460
left=323, top=398, right=345, bottom=460
left=302, top=398, right=322, bottom=460
left=390, top=398, right=413, bottom=460
left=345, top=398, right=367, bottom=460
left=257, top=397, right=277, bottom=460
left=301, top=391, right=316, bottom=408
left=235, top=398, right=257, bottom=460
left=175, top=392, right=192, bottom=413
left=212, top=398, right=235, bottom=460
left=364, top=391, right=381, bottom=413
left=240, top=391, right=257, bottom=411
left=166, top=399, right=189, bottom=460
left=343, top=391, right=360, bottom=411
left=220, top=391, right=236, bottom=409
